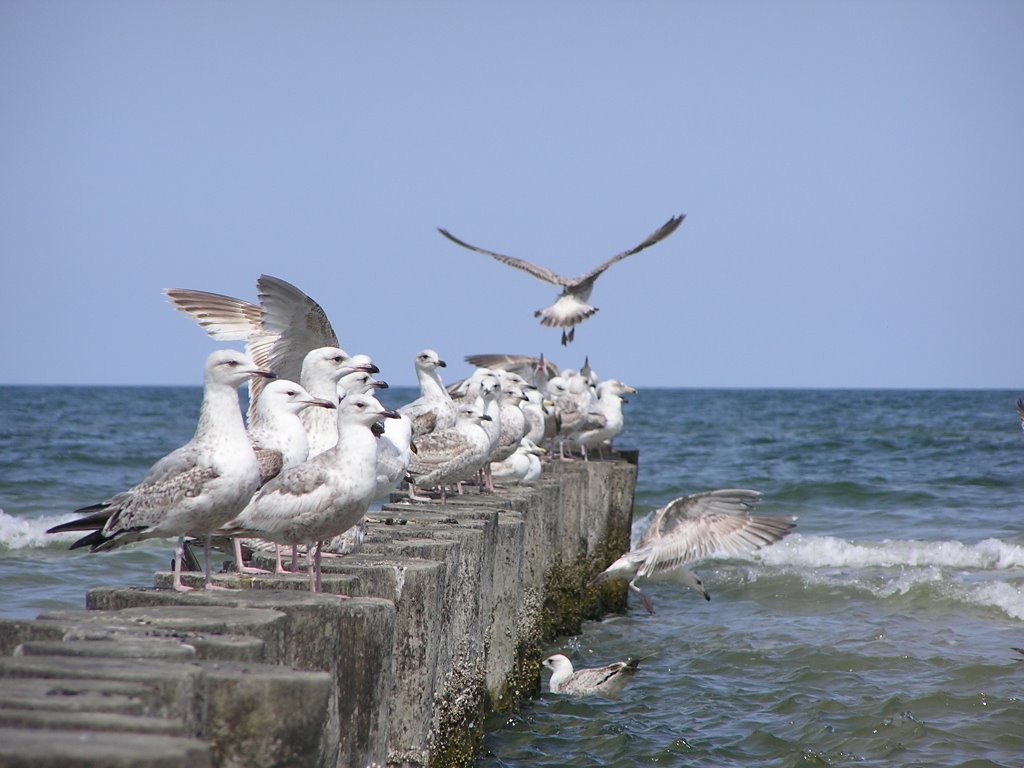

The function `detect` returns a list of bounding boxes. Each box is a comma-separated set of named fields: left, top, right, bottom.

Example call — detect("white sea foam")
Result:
left=0, top=510, right=80, bottom=550
left=968, top=580, right=1024, bottom=621
left=759, top=534, right=1024, bottom=570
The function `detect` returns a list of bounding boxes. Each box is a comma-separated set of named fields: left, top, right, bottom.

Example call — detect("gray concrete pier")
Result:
left=0, top=455, right=637, bottom=768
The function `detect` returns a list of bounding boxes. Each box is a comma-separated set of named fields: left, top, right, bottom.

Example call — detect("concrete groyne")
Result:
left=0, top=455, right=637, bottom=768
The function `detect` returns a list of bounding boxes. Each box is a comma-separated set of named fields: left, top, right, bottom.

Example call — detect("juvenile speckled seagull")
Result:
left=542, top=653, right=643, bottom=698
left=237, top=378, right=335, bottom=574
left=438, top=214, right=685, bottom=345
left=594, top=489, right=797, bottom=614
left=220, top=393, right=399, bottom=592
left=47, top=349, right=276, bottom=591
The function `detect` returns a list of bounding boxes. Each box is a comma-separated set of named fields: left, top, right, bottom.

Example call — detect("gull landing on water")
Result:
left=594, top=489, right=797, bottom=614
left=437, top=214, right=686, bottom=345
left=542, top=653, right=643, bottom=698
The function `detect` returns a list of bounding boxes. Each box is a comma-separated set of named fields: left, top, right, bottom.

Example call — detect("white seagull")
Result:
left=542, top=653, right=643, bottom=698
left=398, top=349, right=457, bottom=439
left=407, top=403, right=493, bottom=502
left=236, top=379, right=335, bottom=574
left=220, top=393, right=399, bottom=592
left=438, top=214, right=685, bottom=345
left=567, top=379, right=637, bottom=460
left=47, top=350, right=275, bottom=591
left=594, top=489, right=797, bottom=614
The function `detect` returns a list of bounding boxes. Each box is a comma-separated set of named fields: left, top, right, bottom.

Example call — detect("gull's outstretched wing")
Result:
left=573, top=214, right=685, bottom=286
left=437, top=228, right=571, bottom=287
left=255, top=274, right=339, bottom=384
left=639, top=488, right=763, bottom=547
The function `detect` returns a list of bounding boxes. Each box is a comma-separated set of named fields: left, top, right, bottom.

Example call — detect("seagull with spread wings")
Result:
left=594, top=489, right=797, bottom=614
left=437, top=214, right=685, bottom=345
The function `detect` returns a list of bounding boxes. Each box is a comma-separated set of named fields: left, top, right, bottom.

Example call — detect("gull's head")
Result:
left=501, top=380, right=528, bottom=403
left=599, top=379, right=638, bottom=400
left=591, top=553, right=639, bottom=584
left=338, top=368, right=389, bottom=397
left=205, top=349, right=275, bottom=388
left=302, top=346, right=357, bottom=384
left=337, top=392, right=400, bottom=428
left=414, top=349, right=446, bottom=371
left=257, top=379, right=335, bottom=416
left=341, top=353, right=381, bottom=378
left=545, top=376, right=569, bottom=399
left=458, top=402, right=491, bottom=425
left=522, top=438, right=547, bottom=457
left=478, top=374, right=500, bottom=399
left=542, top=654, right=573, bottom=674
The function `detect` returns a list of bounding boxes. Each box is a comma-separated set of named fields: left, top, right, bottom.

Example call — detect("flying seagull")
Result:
left=437, top=214, right=685, bottom=345
left=594, top=489, right=797, bottom=613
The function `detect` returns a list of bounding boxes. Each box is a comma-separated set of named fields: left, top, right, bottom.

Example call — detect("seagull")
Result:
left=490, top=438, right=546, bottom=486
left=542, top=653, right=643, bottom=698
left=165, top=274, right=339, bottom=416
left=234, top=379, right=335, bottom=574
left=248, top=379, right=336, bottom=484
left=220, top=393, right=399, bottom=592
left=398, top=349, right=457, bottom=439
left=438, top=214, right=685, bottom=345
left=547, top=372, right=595, bottom=460
left=490, top=378, right=530, bottom=466
left=1016, top=398, right=1024, bottom=431
left=46, top=349, right=275, bottom=591
left=300, top=348, right=379, bottom=456
left=407, top=403, right=493, bottom=502
left=594, top=489, right=797, bottom=614
left=566, top=379, right=637, bottom=460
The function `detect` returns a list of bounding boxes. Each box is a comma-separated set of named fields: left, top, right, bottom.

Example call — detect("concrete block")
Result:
left=41, top=604, right=287, bottom=663
left=0, top=727, right=212, bottom=768
left=82, top=589, right=396, bottom=767
left=15, top=639, right=198, bottom=661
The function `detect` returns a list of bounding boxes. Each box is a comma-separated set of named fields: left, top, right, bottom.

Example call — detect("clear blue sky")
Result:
left=2, top=2, right=1021, bottom=388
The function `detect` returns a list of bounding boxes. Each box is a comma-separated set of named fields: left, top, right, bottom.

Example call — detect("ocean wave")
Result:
left=0, top=509, right=81, bottom=550
left=760, top=534, right=1024, bottom=570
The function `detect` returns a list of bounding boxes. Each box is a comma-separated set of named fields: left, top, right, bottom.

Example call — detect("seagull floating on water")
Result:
left=438, top=214, right=685, bottom=345
left=47, top=349, right=275, bottom=591
left=542, top=653, right=643, bottom=698
left=594, top=489, right=797, bottom=613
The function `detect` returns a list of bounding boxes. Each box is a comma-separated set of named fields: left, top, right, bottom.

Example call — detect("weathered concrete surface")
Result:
left=83, top=589, right=396, bottom=768
left=0, top=727, right=213, bottom=768
left=0, top=455, right=637, bottom=768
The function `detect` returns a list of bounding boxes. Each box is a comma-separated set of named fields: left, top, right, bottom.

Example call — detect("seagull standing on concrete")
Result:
left=438, top=214, right=685, bottom=345
left=594, top=489, right=797, bottom=613
left=398, top=349, right=457, bottom=439
left=220, top=393, right=399, bottom=592
left=236, top=379, right=335, bottom=574
left=567, top=379, right=637, bottom=460
left=47, top=349, right=276, bottom=591
left=408, top=403, right=493, bottom=502
left=542, top=653, right=643, bottom=698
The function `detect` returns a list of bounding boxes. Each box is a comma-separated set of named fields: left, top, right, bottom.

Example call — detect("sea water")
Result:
left=1, top=386, right=1022, bottom=766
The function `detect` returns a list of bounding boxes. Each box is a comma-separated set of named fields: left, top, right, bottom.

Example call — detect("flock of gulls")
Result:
left=47, top=214, right=799, bottom=698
